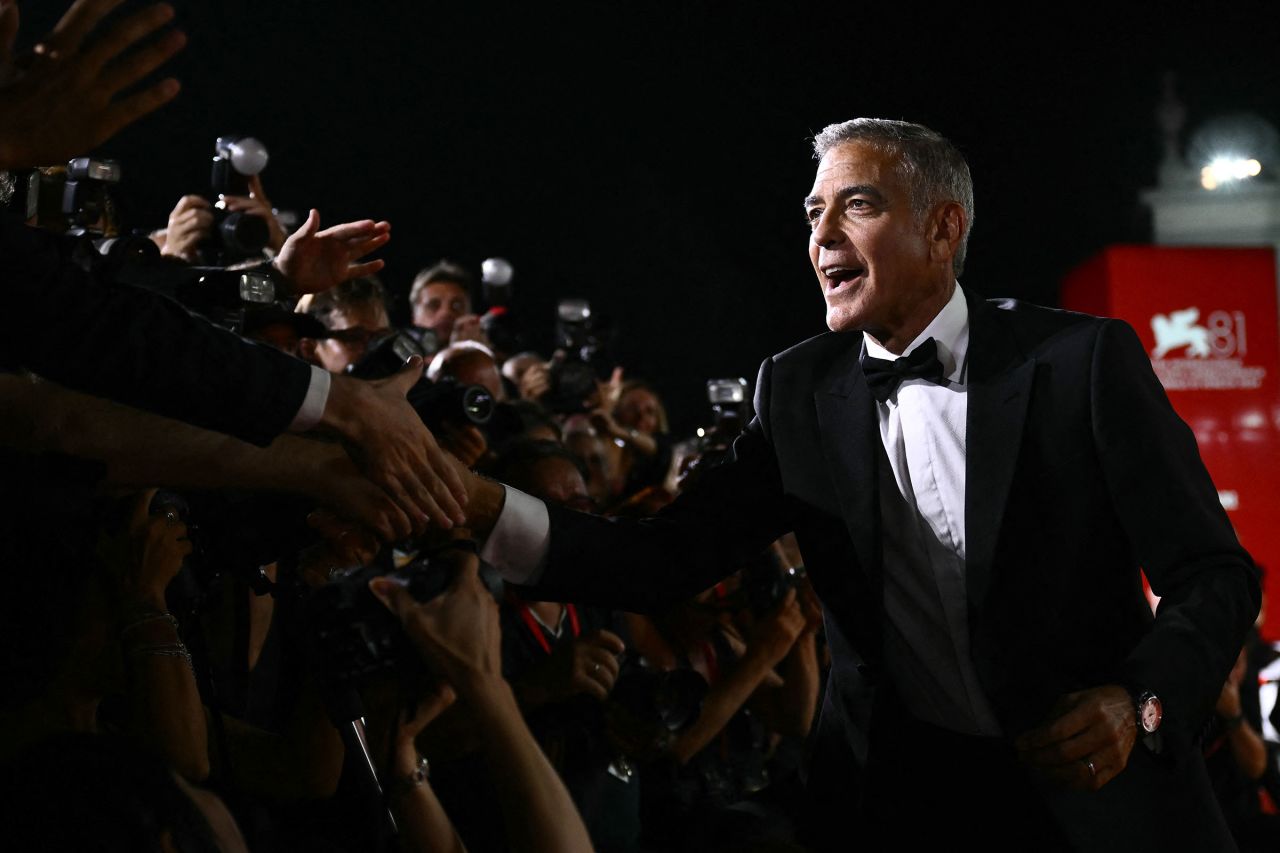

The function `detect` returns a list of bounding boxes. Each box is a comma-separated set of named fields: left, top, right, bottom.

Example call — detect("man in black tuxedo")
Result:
left=458, top=119, right=1260, bottom=849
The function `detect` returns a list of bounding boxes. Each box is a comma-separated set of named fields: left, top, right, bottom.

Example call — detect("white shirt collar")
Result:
left=863, top=283, right=969, bottom=383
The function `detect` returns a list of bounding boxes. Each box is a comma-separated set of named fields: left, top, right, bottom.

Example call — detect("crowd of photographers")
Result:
left=0, top=3, right=828, bottom=851
left=6, top=4, right=1280, bottom=853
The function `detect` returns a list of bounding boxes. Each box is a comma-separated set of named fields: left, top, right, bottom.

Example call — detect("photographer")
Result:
left=409, top=260, right=490, bottom=348
left=633, top=564, right=821, bottom=851
left=156, top=173, right=288, bottom=264
left=300, top=275, right=395, bottom=374
left=0, top=460, right=208, bottom=785
left=368, top=542, right=595, bottom=853
left=492, top=440, right=639, bottom=853
left=590, top=378, right=674, bottom=498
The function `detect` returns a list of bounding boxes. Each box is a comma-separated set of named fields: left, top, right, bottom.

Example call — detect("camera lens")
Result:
left=461, top=386, right=494, bottom=426
left=219, top=211, right=269, bottom=256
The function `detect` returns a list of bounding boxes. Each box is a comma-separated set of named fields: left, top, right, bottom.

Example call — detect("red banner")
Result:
left=1062, top=246, right=1279, bottom=640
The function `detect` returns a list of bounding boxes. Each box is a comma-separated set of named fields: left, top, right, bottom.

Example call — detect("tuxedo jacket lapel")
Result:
left=964, top=290, right=1036, bottom=613
left=814, top=339, right=883, bottom=591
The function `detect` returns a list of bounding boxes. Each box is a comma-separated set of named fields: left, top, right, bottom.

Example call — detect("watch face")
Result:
left=1140, top=696, right=1163, bottom=733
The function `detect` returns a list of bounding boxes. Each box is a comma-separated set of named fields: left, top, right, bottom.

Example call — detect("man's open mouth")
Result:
left=822, top=266, right=864, bottom=292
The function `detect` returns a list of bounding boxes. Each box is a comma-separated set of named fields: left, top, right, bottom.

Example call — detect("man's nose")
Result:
left=811, top=209, right=844, bottom=249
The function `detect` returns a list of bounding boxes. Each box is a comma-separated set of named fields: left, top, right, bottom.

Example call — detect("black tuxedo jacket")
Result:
left=530, top=288, right=1258, bottom=847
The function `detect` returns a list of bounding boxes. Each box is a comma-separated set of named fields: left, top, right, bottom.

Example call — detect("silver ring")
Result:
left=1084, top=759, right=1097, bottom=777
left=592, top=662, right=602, bottom=674
left=164, top=510, right=180, bottom=523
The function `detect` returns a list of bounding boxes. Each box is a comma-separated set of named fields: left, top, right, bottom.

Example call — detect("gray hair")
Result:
left=812, top=118, right=974, bottom=276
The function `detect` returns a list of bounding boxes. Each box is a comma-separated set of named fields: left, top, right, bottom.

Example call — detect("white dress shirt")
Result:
left=865, top=284, right=1001, bottom=736
left=288, top=365, right=332, bottom=432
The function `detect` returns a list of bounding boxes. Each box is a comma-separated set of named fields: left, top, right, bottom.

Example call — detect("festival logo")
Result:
left=1148, top=307, right=1266, bottom=391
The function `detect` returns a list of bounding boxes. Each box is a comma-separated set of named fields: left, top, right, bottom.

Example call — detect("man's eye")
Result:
left=805, top=208, right=822, bottom=227
left=848, top=199, right=869, bottom=211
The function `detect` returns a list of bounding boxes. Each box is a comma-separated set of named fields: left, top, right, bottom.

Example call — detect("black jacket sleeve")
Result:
left=1, top=216, right=312, bottom=447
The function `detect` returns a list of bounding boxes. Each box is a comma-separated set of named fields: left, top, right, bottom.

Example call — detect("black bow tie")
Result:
left=860, top=337, right=946, bottom=403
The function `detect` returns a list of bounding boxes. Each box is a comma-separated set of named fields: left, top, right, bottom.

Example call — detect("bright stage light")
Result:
left=1200, top=157, right=1263, bottom=190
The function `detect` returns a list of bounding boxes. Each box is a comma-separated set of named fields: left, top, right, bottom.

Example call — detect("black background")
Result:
left=23, top=1, right=1280, bottom=432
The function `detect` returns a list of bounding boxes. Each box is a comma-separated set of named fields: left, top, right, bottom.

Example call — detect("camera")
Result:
left=705, top=378, right=749, bottom=445
left=62, top=157, right=121, bottom=235
left=738, top=551, right=806, bottom=616
left=304, top=556, right=454, bottom=685
left=347, top=332, right=498, bottom=437
left=546, top=298, right=612, bottom=415
left=206, top=136, right=271, bottom=263
left=46, top=158, right=162, bottom=279
left=608, top=651, right=708, bottom=754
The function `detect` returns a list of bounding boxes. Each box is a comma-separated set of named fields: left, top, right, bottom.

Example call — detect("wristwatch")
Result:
left=1134, top=690, right=1163, bottom=734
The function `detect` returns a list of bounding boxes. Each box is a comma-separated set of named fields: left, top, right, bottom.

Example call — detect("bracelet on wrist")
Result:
left=1221, top=713, right=1245, bottom=730
left=128, top=642, right=193, bottom=666
left=120, top=610, right=179, bottom=636
left=387, top=755, right=429, bottom=799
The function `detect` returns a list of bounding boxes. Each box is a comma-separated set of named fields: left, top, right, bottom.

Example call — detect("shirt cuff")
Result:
left=288, top=366, right=331, bottom=432
left=479, top=485, right=550, bottom=586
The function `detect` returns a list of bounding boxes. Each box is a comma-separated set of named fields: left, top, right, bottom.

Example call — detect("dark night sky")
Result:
left=26, top=1, right=1280, bottom=431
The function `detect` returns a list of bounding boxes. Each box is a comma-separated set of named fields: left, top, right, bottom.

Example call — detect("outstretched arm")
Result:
left=371, top=551, right=594, bottom=853
left=0, top=373, right=408, bottom=540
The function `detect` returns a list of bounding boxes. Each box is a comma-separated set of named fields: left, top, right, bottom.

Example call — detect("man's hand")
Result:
left=0, top=0, right=184, bottom=169
left=745, top=587, right=807, bottom=668
left=368, top=548, right=503, bottom=693
left=438, top=422, right=487, bottom=469
left=1014, top=685, right=1136, bottom=791
left=296, top=507, right=381, bottom=588
left=532, top=628, right=626, bottom=704
left=160, top=195, right=212, bottom=262
left=517, top=361, right=551, bottom=402
left=447, top=314, right=491, bottom=347
left=272, top=208, right=390, bottom=296
left=320, top=357, right=468, bottom=539
left=114, top=487, right=191, bottom=611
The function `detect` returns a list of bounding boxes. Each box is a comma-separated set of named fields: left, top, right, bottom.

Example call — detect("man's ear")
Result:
left=927, top=201, right=966, bottom=267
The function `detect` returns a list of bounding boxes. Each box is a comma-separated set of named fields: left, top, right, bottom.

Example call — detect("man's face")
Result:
left=804, top=142, right=944, bottom=346
left=312, top=302, right=391, bottom=373
left=413, top=281, right=470, bottom=341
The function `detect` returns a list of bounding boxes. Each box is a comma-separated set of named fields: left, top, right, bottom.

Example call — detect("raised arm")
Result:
left=370, top=551, right=594, bottom=853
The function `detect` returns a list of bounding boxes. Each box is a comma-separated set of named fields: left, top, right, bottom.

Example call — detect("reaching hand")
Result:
left=273, top=208, right=391, bottom=296
left=296, top=508, right=381, bottom=588
left=160, top=195, right=212, bottom=262
left=0, top=0, right=184, bottom=170
left=369, top=548, right=503, bottom=694
left=321, top=357, right=468, bottom=539
left=538, top=628, right=626, bottom=703
left=287, top=435, right=417, bottom=543
left=1014, top=685, right=1136, bottom=791
left=437, top=422, right=487, bottom=470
